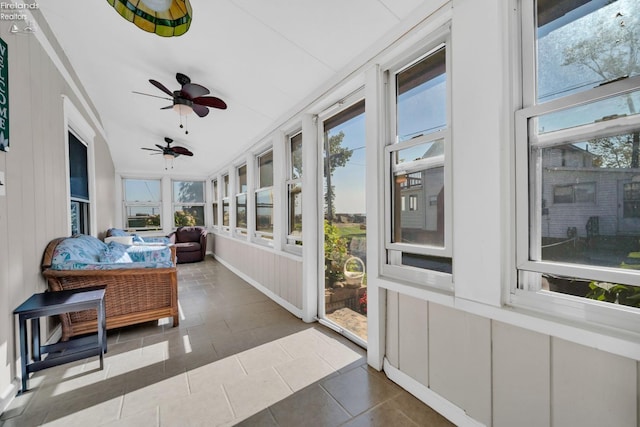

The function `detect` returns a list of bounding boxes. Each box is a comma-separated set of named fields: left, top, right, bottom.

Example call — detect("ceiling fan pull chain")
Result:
left=185, top=115, right=189, bottom=134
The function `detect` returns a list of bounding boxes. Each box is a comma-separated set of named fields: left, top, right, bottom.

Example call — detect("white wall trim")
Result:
left=212, top=254, right=304, bottom=319
left=383, top=359, right=486, bottom=427
left=30, top=5, right=108, bottom=144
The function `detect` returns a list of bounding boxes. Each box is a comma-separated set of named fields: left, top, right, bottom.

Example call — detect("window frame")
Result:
left=122, top=178, right=163, bottom=231
left=513, top=0, right=640, bottom=333
left=254, top=148, right=274, bottom=244
left=381, top=29, right=453, bottom=290
left=235, top=164, right=248, bottom=236
left=222, top=174, right=230, bottom=231
left=286, top=131, right=303, bottom=251
left=172, top=179, right=206, bottom=228
left=68, top=129, right=91, bottom=236
left=211, top=178, right=219, bottom=228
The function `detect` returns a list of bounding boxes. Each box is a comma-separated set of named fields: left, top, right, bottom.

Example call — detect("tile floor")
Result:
left=1, top=257, right=453, bottom=427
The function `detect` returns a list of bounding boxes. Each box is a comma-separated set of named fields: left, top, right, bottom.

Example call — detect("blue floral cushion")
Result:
left=100, top=242, right=133, bottom=263
left=107, top=228, right=129, bottom=237
left=52, top=234, right=108, bottom=265
left=51, top=260, right=174, bottom=270
left=126, top=245, right=173, bottom=263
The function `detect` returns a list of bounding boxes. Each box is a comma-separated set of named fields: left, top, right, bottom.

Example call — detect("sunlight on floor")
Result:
left=5, top=327, right=363, bottom=426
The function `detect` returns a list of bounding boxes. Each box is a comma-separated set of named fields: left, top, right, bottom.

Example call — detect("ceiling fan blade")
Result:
left=150, top=79, right=174, bottom=97
left=155, top=144, right=165, bottom=150
left=181, top=83, right=209, bottom=99
left=176, top=73, right=191, bottom=86
left=141, top=147, right=162, bottom=152
left=193, top=96, right=227, bottom=110
left=161, top=105, right=174, bottom=110
left=172, top=146, right=193, bottom=156
left=132, top=91, right=173, bottom=101
left=192, top=104, right=210, bottom=117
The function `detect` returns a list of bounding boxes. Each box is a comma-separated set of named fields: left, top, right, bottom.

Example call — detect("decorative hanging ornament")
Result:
left=106, top=0, right=192, bottom=37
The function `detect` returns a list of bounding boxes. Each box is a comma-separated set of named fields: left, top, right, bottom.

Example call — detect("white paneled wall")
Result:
left=212, top=234, right=303, bottom=314
left=0, top=16, right=115, bottom=409
left=385, top=294, right=639, bottom=427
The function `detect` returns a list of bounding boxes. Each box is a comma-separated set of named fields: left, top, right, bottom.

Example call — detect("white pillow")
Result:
left=104, top=236, right=133, bottom=245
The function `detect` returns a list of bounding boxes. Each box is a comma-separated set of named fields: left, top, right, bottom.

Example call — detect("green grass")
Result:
left=335, top=223, right=366, bottom=240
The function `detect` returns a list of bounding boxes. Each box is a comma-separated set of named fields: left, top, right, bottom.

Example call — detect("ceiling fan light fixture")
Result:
left=163, top=153, right=174, bottom=160
left=106, top=0, right=192, bottom=37
left=173, top=99, right=193, bottom=116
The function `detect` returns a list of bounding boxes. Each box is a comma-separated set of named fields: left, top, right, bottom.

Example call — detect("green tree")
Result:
left=324, top=131, right=353, bottom=222
left=562, top=4, right=640, bottom=167
left=589, top=135, right=632, bottom=168
left=324, top=219, right=348, bottom=286
left=174, top=210, right=196, bottom=226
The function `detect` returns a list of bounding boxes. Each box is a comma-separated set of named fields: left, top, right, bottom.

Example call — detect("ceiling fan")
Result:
left=134, top=73, right=227, bottom=134
left=141, top=137, right=193, bottom=169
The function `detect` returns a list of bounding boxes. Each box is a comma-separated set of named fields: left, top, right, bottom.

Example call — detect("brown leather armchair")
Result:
left=168, top=226, right=208, bottom=263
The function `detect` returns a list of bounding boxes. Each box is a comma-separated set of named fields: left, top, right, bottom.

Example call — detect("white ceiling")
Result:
left=38, top=0, right=424, bottom=176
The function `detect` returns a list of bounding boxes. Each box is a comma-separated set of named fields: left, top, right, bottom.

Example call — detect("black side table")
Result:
left=13, top=287, right=107, bottom=394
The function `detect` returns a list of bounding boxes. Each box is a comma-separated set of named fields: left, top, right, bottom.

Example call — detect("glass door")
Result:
left=321, top=99, right=367, bottom=344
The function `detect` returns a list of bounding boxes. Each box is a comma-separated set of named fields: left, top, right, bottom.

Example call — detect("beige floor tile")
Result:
left=187, top=355, right=246, bottom=394
left=236, top=341, right=293, bottom=374
left=41, top=395, right=122, bottom=427
left=274, top=354, right=336, bottom=392
left=120, top=372, right=189, bottom=418
left=99, top=407, right=158, bottom=427
left=159, top=386, right=234, bottom=427
left=223, top=368, right=292, bottom=422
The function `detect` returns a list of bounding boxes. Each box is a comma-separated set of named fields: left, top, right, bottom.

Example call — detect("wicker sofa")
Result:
left=41, top=234, right=178, bottom=341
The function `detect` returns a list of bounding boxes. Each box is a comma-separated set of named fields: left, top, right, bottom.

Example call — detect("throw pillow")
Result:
left=100, top=242, right=133, bottom=263
left=104, top=236, right=134, bottom=245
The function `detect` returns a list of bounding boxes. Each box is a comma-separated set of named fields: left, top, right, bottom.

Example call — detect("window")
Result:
left=123, top=178, right=162, bottom=231
left=516, top=0, right=640, bottom=321
left=173, top=180, right=205, bottom=227
left=287, top=132, right=303, bottom=246
left=69, top=131, right=90, bottom=235
left=255, top=150, right=274, bottom=240
left=552, top=183, right=596, bottom=204
left=236, top=164, right=248, bottom=235
left=384, top=36, right=452, bottom=285
left=222, top=174, right=230, bottom=229
left=212, top=179, right=219, bottom=227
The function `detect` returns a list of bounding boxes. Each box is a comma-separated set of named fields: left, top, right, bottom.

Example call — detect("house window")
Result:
left=384, top=36, right=452, bottom=285
left=409, top=195, right=419, bottom=211
left=255, top=150, right=274, bottom=240
left=222, top=174, right=230, bottom=229
left=287, top=132, right=303, bottom=246
left=123, top=178, right=162, bottom=231
left=552, top=183, right=596, bottom=204
left=516, top=0, right=640, bottom=322
left=236, top=164, right=248, bottom=234
left=212, top=179, right=219, bottom=227
left=69, top=131, right=90, bottom=235
left=173, top=180, right=205, bottom=227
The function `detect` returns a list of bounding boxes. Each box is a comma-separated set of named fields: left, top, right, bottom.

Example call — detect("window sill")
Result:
left=508, top=289, right=640, bottom=359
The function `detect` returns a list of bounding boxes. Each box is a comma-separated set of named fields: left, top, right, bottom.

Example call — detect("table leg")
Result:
left=97, top=300, right=105, bottom=369
left=31, top=318, right=41, bottom=362
left=18, top=315, right=28, bottom=394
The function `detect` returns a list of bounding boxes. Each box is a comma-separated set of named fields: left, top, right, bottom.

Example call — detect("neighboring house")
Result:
left=541, top=144, right=640, bottom=240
